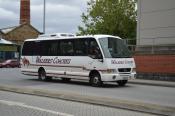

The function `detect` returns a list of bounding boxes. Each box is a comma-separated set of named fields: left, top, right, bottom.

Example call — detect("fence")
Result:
left=125, top=38, right=175, bottom=54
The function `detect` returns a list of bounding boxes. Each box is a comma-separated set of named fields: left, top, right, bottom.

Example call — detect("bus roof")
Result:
left=24, top=34, right=121, bottom=42
left=39, top=33, right=75, bottom=38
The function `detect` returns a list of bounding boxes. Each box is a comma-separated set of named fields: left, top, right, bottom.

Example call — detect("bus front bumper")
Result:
left=101, top=72, right=136, bottom=82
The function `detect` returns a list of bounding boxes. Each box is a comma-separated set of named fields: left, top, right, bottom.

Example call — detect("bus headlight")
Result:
left=132, top=68, right=136, bottom=73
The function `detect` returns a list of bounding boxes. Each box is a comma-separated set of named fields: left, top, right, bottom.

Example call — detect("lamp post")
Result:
left=43, top=0, right=46, bottom=34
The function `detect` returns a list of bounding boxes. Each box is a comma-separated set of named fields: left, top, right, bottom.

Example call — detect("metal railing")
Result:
left=125, top=38, right=175, bottom=54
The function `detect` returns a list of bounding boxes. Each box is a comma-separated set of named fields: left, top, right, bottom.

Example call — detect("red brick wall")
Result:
left=133, top=55, right=175, bottom=74
left=20, top=0, right=30, bottom=24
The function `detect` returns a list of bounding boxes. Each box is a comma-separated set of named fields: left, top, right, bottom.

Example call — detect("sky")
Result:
left=0, top=0, right=88, bottom=34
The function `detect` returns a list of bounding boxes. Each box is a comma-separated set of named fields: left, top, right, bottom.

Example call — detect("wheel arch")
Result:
left=89, top=70, right=101, bottom=78
left=38, top=67, right=45, bottom=73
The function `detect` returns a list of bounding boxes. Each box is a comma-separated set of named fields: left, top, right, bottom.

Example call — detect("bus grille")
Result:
left=118, top=68, right=131, bottom=72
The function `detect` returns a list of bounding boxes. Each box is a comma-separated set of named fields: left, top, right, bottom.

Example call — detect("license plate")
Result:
left=123, top=77, right=129, bottom=80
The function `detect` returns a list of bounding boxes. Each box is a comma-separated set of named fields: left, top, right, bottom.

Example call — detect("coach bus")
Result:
left=21, top=34, right=136, bottom=87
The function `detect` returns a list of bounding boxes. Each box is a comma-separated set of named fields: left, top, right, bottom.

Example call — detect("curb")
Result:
left=128, top=80, right=175, bottom=88
left=0, top=85, right=175, bottom=116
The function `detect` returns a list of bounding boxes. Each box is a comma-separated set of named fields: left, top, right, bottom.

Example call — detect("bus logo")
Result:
left=22, top=57, right=30, bottom=66
left=36, top=56, right=71, bottom=64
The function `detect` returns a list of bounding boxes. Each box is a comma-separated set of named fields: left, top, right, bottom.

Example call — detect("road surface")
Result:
left=0, top=68, right=175, bottom=107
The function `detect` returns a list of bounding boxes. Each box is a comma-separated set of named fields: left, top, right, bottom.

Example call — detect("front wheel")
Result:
left=90, top=74, right=103, bottom=87
left=117, top=80, right=128, bottom=86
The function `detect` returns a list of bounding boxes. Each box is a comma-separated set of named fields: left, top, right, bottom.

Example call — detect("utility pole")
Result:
left=43, top=0, right=46, bottom=34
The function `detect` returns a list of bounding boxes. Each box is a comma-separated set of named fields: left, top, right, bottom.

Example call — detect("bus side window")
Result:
left=49, top=40, right=59, bottom=56
left=60, top=40, right=74, bottom=56
left=67, top=41, right=74, bottom=55
left=88, top=39, right=102, bottom=59
left=38, top=41, right=49, bottom=56
left=74, top=39, right=87, bottom=56
left=22, top=41, right=35, bottom=56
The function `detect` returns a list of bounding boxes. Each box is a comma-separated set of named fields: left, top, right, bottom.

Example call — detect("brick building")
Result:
left=0, top=0, right=40, bottom=45
left=0, top=0, right=40, bottom=61
left=0, top=23, right=40, bottom=45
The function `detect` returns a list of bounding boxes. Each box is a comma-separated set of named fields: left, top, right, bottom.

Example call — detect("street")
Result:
left=0, top=68, right=175, bottom=107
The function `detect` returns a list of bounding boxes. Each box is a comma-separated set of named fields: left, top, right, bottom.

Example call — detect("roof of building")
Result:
left=0, top=26, right=18, bottom=34
left=0, top=23, right=41, bottom=35
left=0, top=38, right=15, bottom=44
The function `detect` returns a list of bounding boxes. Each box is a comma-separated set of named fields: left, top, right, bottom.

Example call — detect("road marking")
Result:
left=0, top=100, right=74, bottom=116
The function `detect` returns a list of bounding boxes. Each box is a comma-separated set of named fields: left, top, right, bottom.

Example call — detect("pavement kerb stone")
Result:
left=128, top=79, right=175, bottom=88
left=0, top=84, right=175, bottom=116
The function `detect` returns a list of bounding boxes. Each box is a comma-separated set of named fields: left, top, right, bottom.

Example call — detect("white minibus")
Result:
left=21, top=35, right=136, bottom=86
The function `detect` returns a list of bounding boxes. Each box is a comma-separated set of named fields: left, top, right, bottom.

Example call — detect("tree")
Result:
left=77, top=0, right=137, bottom=40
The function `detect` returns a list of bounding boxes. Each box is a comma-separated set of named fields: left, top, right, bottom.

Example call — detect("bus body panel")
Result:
left=21, top=55, right=107, bottom=79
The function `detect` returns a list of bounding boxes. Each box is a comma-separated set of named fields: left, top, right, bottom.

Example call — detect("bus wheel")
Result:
left=117, top=80, right=128, bottom=86
left=38, top=70, right=52, bottom=81
left=90, top=74, right=103, bottom=87
left=38, top=70, right=46, bottom=81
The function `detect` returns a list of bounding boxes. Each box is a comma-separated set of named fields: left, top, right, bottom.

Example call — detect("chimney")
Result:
left=20, top=0, right=30, bottom=24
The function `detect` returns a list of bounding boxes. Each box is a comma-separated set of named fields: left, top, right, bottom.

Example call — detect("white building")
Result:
left=137, top=0, right=175, bottom=54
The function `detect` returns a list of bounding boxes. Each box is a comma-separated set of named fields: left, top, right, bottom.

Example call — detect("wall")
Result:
left=134, top=55, right=175, bottom=74
left=134, top=55, right=175, bottom=81
left=137, top=0, right=175, bottom=46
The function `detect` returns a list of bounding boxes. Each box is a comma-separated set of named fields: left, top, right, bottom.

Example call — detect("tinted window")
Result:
left=22, top=41, right=35, bottom=55
left=23, top=40, right=60, bottom=56
left=50, top=41, right=59, bottom=56
left=37, top=41, right=50, bottom=56
left=22, top=38, right=102, bottom=58
left=88, top=38, right=102, bottom=59
left=36, top=40, right=59, bottom=56
left=74, top=39, right=88, bottom=56
left=60, top=39, right=74, bottom=56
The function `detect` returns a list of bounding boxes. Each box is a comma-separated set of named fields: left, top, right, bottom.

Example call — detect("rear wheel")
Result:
left=38, top=70, right=52, bottom=81
left=90, top=74, right=103, bottom=87
left=117, top=80, right=128, bottom=86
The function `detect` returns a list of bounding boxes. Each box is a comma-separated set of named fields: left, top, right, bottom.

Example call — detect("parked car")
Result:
left=0, top=59, right=20, bottom=68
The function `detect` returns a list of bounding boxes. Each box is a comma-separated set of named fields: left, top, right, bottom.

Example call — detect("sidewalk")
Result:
left=129, top=79, right=175, bottom=88
left=0, top=84, right=175, bottom=116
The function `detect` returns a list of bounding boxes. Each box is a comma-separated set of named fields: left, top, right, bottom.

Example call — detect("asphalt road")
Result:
left=0, top=91, right=157, bottom=116
left=0, top=68, right=175, bottom=107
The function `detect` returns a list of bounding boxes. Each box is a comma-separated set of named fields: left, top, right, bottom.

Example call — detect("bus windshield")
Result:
left=99, top=37, right=131, bottom=58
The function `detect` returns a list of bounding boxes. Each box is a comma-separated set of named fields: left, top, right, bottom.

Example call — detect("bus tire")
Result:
left=38, top=70, right=52, bottom=81
left=117, top=80, right=128, bottom=86
left=90, top=74, right=103, bottom=87
left=38, top=69, right=46, bottom=81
